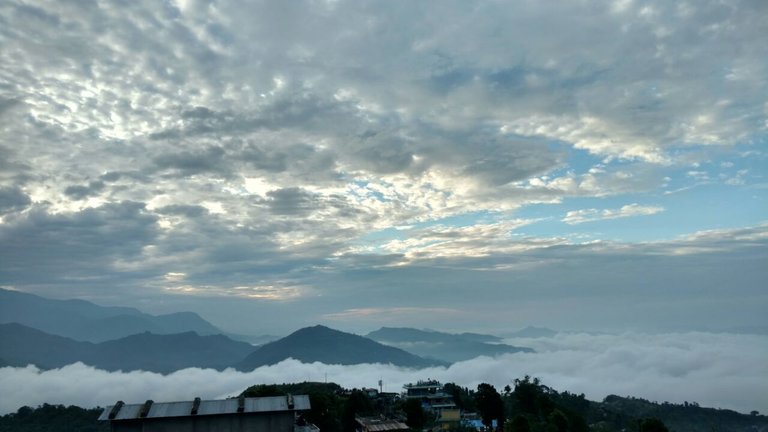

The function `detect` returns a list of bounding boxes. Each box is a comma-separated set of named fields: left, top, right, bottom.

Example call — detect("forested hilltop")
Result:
left=2, top=377, right=765, bottom=432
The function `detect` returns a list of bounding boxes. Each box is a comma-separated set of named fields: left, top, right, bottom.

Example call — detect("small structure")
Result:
left=355, top=416, right=409, bottom=432
left=99, top=394, right=314, bottom=432
left=436, top=408, right=461, bottom=430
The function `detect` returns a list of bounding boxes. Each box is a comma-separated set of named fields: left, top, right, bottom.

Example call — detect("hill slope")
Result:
left=0, top=288, right=222, bottom=342
left=594, top=395, right=768, bottom=432
left=0, top=323, right=255, bottom=373
left=235, top=325, right=444, bottom=370
left=367, top=327, right=533, bottom=362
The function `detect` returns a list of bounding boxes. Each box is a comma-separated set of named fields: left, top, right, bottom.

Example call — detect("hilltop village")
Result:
left=2, top=377, right=767, bottom=432
left=93, top=378, right=594, bottom=432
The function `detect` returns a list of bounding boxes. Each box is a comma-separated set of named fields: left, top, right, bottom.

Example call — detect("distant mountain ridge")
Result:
left=0, top=323, right=255, bottom=373
left=0, top=288, right=223, bottom=342
left=367, top=327, right=503, bottom=344
left=235, top=325, right=446, bottom=370
left=366, top=326, right=533, bottom=363
left=505, top=326, right=559, bottom=338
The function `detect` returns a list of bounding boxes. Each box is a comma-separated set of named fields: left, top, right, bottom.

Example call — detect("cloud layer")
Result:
left=1, top=332, right=765, bottom=416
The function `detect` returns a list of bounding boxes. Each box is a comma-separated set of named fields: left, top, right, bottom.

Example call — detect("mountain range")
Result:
left=0, top=322, right=448, bottom=372
left=0, top=288, right=222, bottom=342
left=0, top=289, right=534, bottom=372
left=0, top=322, right=255, bottom=373
left=235, top=325, right=447, bottom=370
left=366, top=327, right=533, bottom=362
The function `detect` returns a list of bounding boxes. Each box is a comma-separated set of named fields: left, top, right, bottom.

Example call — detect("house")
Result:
left=403, top=380, right=457, bottom=413
left=98, top=394, right=315, bottom=432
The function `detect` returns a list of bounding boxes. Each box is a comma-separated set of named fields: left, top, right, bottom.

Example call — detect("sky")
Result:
left=0, top=0, right=767, bottom=336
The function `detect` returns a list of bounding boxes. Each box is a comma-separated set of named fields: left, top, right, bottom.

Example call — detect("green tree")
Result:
left=475, top=383, right=505, bottom=428
left=342, top=390, right=373, bottom=432
left=639, top=417, right=669, bottom=432
left=547, top=409, right=568, bottom=432
left=403, top=398, right=427, bottom=430
left=506, top=415, right=530, bottom=432
left=444, top=382, right=476, bottom=411
left=512, top=376, right=541, bottom=416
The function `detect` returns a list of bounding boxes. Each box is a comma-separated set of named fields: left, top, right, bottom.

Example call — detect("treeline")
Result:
left=596, top=394, right=766, bottom=432
left=241, top=377, right=768, bottom=432
left=0, top=404, right=108, bottom=432
left=240, top=378, right=664, bottom=432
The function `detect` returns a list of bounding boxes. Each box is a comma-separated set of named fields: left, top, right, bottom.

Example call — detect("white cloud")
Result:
left=563, top=203, right=664, bottom=224
left=1, top=332, right=766, bottom=415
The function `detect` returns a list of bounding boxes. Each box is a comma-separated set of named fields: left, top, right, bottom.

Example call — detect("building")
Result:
left=98, top=394, right=315, bottom=432
left=435, top=408, right=461, bottom=431
left=403, top=380, right=457, bottom=412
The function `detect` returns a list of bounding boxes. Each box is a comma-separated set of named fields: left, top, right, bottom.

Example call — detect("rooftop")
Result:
left=403, top=379, right=442, bottom=389
left=356, top=416, right=409, bottom=432
left=98, top=395, right=310, bottom=421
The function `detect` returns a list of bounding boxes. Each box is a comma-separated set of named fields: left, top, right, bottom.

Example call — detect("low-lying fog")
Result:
left=2, top=331, right=766, bottom=415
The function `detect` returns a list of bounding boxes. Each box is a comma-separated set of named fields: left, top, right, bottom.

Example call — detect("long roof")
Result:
left=356, top=416, right=409, bottom=432
left=98, top=395, right=310, bottom=421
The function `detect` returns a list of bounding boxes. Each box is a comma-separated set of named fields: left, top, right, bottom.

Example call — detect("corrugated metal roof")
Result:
left=99, top=395, right=311, bottom=421
left=356, top=417, right=409, bottom=432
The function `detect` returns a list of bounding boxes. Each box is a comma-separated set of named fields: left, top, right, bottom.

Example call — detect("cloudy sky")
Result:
left=0, top=0, right=766, bottom=335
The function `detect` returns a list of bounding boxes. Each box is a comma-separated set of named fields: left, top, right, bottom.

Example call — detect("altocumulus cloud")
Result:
left=1, top=332, right=766, bottom=415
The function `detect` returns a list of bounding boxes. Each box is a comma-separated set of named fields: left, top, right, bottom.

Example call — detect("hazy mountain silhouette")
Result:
left=0, top=323, right=90, bottom=369
left=235, top=325, right=445, bottom=370
left=0, top=323, right=254, bottom=373
left=366, top=326, right=533, bottom=362
left=0, top=288, right=222, bottom=342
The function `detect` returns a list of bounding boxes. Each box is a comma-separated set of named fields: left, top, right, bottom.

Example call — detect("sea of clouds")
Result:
left=2, top=331, right=766, bottom=416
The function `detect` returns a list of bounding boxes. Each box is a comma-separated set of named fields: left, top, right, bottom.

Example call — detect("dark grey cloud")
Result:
left=266, top=187, right=320, bottom=216
left=153, top=146, right=229, bottom=178
left=0, top=97, right=22, bottom=116
left=155, top=204, right=208, bottom=218
left=63, top=180, right=105, bottom=200
left=0, top=186, right=31, bottom=214
left=0, top=201, right=159, bottom=290
left=299, top=225, right=768, bottom=334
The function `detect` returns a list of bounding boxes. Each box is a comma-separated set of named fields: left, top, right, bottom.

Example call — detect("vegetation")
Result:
left=475, top=383, right=505, bottom=427
left=0, top=404, right=108, bottom=432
